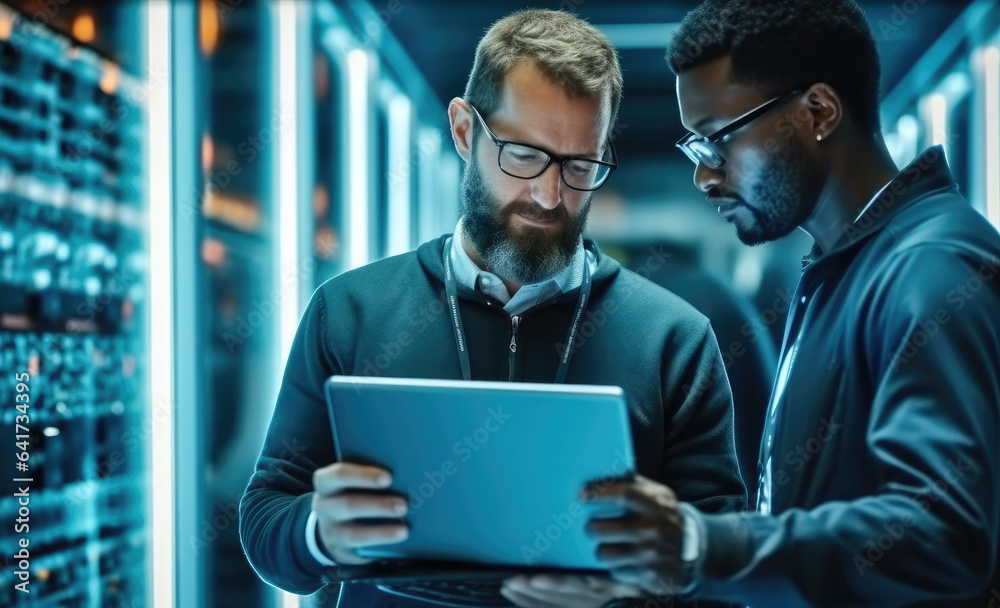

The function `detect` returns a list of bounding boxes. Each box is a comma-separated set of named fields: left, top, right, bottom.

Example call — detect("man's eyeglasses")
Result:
left=675, top=89, right=805, bottom=169
left=468, top=103, right=617, bottom=192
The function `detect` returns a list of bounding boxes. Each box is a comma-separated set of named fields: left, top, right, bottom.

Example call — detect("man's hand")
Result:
left=583, top=474, right=687, bottom=596
left=500, top=573, right=644, bottom=608
left=312, top=462, right=409, bottom=565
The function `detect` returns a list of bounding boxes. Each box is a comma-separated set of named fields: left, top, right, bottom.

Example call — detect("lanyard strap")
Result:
left=444, top=237, right=592, bottom=383
left=444, top=239, right=473, bottom=381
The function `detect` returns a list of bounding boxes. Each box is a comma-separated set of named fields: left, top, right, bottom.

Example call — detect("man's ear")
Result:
left=803, top=83, right=843, bottom=141
left=448, top=97, right=475, bottom=163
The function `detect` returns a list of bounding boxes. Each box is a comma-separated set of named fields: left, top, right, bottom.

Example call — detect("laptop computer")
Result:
left=321, top=375, right=637, bottom=606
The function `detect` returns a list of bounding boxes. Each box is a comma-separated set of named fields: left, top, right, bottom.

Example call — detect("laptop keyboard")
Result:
left=376, top=580, right=513, bottom=607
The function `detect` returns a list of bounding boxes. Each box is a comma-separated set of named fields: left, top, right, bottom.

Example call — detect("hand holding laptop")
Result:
left=312, top=462, right=410, bottom=565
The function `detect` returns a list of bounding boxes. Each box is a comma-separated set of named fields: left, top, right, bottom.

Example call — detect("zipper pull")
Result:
left=509, top=315, right=519, bottom=353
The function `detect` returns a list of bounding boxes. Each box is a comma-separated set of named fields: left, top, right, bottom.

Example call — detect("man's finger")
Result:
left=503, top=576, right=599, bottom=607
left=525, top=573, right=603, bottom=594
left=525, top=574, right=645, bottom=600
left=321, top=546, right=373, bottom=566
left=313, top=462, right=392, bottom=495
left=313, top=492, right=408, bottom=522
left=320, top=521, right=409, bottom=548
left=582, top=484, right=670, bottom=516
left=595, top=542, right=663, bottom=568
left=609, top=566, right=672, bottom=596
left=608, top=565, right=647, bottom=589
left=611, top=563, right=686, bottom=596
left=500, top=582, right=556, bottom=608
left=585, top=516, right=666, bottom=543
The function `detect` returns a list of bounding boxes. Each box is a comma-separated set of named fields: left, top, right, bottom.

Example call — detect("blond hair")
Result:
left=463, top=9, right=622, bottom=141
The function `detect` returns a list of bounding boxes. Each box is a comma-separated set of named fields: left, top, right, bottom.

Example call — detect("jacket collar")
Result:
left=801, top=145, right=958, bottom=271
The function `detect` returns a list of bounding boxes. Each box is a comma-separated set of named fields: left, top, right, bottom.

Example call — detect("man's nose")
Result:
left=693, top=161, right=725, bottom=194
left=531, top=162, right=563, bottom=210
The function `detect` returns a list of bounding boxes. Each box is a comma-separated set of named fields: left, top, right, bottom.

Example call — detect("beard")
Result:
left=459, top=148, right=590, bottom=284
left=730, top=142, right=818, bottom=247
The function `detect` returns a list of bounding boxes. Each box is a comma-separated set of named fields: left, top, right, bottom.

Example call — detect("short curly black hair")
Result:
left=667, top=0, right=882, bottom=135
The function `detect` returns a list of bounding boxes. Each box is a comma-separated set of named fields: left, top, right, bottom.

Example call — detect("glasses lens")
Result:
left=499, top=143, right=550, bottom=178
left=498, top=143, right=612, bottom=191
left=563, top=159, right=610, bottom=191
left=686, top=139, right=724, bottom=169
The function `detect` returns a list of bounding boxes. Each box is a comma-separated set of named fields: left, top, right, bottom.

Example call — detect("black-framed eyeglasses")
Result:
left=468, top=103, right=617, bottom=192
left=676, top=89, right=805, bottom=169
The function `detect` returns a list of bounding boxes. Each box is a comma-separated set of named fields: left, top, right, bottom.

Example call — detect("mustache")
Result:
left=501, top=200, right=569, bottom=222
left=706, top=187, right=745, bottom=205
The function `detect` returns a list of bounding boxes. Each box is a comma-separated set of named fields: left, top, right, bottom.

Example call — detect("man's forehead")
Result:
left=493, top=63, right=609, bottom=149
left=676, top=55, right=765, bottom=132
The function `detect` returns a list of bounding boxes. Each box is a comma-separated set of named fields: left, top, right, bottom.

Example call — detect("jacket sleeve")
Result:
left=239, top=288, right=341, bottom=595
left=662, top=319, right=748, bottom=514
left=686, top=248, right=1000, bottom=607
left=610, top=321, right=748, bottom=608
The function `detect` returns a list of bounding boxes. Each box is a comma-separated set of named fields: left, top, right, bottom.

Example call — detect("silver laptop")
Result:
left=324, top=375, right=636, bottom=572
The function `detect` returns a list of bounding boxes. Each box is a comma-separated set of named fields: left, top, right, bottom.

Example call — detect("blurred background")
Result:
left=0, top=0, right=996, bottom=607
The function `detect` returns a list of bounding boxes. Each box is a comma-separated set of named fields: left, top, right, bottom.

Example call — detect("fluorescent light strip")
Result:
left=927, top=93, right=948, bottom=157
left=277, top=0, right=300, bottom=367
left=897, top=114, right=919, bottom=163
left=387, top=94, right=411, bottom=256
left=597, top=23, right=678, bottom=50
left=277, top=4, right=301, bottom=605
left=347, top=49, right=369, bottom=269
left=146, top=2, right=173, bottom=607
left=985, top=46, right=1000, bottom=228
left=418, top=127, right=440, bottom=241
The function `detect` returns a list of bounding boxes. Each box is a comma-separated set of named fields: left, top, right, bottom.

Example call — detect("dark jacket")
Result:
left=239, top=235, right=747, bottom=606
left=690, top=146, right=1000, bottom=607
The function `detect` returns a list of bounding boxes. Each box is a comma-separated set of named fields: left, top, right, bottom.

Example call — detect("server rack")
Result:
left=0, top=4, right=147, bottom=607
